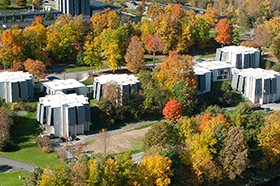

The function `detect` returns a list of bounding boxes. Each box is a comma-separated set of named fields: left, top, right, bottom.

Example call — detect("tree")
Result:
left=24, top=167, right=43, bottom=186
left=0, top=107, right=12, bottom=151
left=255, top=26, right=270, bottom=56
left=0, top=0, right=11, bottom=7
left=201, top=105, right=223, bottom=117
left=87, top=159, right=100, bottom=185
left=271, top=33, right=280, bottom=60
left=32, top=16, right=44, bottom=26
left=194, top=16, right=210, bottom=49
left=20, top=14, right=24, bottom=22
left=102, top=158, right=120, bottom=185
left=163, top=100, right=184, bottom=123
left=258, top=111, right=280, bottom=164
left=12, top=13, right=15, bottom=22
left=99, top=27, right=127, bottom=71
left=136, top=3, right=144, bottom=17
left=102, top=81, right=122, bottom=106
left=215, top=18, right=233, bottom=47
left=45, top=12, right=54, bottom=20
left=143, top=121, right=179, bottom=151
left=231, top=28, right=240, bottom=45
left=11, top=62, right=24, bottom=71
left=23, top=58, right=46, bottom=79
left=83, top=35, right=102, bottom=70
left=16, top=0, right=26, bottom=6
left=69, top=163, right=88, bottom=186
left=125, top=35, right=145, bottom=73
left=220, top=126, right=249, bottom=180
left=136, top=154, right=173, bottom=186
left=156, top=51, right=197, bottom=97
left=99, top=129, right=110, bottom=157
left=144, top=33, right=164, bottom=67
left=33, top=0, right=42, bottom=8
left=76, top=51, right=85, bottom=66
left=127, top=90, right=144, bottom=120
left=38, top=165, right=69, bottom=186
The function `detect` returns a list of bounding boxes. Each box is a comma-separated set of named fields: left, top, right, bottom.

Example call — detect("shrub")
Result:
left=42, top=146, right=53, bottom=154
left=202, top=105, right=223, bottom=117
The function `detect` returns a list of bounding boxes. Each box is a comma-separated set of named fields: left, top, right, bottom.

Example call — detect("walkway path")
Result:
left=0, top=156, right=35, bottom=173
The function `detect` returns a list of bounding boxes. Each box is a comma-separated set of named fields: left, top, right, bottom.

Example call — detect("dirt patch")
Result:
left=82, top=127, right=151, bottom=154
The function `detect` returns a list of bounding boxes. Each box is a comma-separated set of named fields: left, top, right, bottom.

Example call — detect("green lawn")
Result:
left=120, top=137, right=143, bottom=155
left=65, top=64, right=108, bottom=72
left=145, top=58, right=163, bottom=64
left=127, top=9, right=136, bottom=14
left=81, top=77, right=93, bottom=85
left=0, top=104, right=61, bottom=169
left=0, top=170, right=30, bottom=186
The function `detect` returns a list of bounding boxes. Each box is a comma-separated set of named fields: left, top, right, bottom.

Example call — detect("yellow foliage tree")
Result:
left=87, top=159, right=99, bottom=185
left=102, top=158, right=120, bottom=186
left=136, top=154, right=173, bottom=186
left=258, top=111, right=280, bottom=164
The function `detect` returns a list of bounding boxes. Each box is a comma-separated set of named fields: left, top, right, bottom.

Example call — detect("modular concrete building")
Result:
left=37, top=92, right=91, bottom=137
left=43, top=79, right=87, bottom=96
left=0, top=71, right=34, bottom=103
left=215, top=46, right=260, bottom=69
left=56, top=0, right=90, bottom=16
left=193, top=66, right=212, bottom=95
left=195, top=61, right=235, bottom=82
left=93, top=74, right=141, bottom=101
left=231, top=68, right=280, bottom=104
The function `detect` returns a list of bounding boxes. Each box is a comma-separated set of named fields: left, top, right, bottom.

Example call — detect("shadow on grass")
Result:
left=8, top=114, right=42, bottom=152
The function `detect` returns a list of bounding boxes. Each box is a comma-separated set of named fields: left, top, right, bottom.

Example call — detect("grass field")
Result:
left=0, top=170, right=30, bottom=186
left=0, top=103, right=61, bottom=169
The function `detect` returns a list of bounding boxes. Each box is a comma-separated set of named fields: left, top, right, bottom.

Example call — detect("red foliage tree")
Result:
left=31, top=16, right=44, bottom=26
left=163, top=100, right=184, bottom=123
left=215, top=18, right=233, bottom=47
left=16, top=0, right=27, bottom=6
left=11, top=62, right=24, bottom=71
left=23, top=58, right=47, bottom=79
left=144, top=33, right=164, bottom=67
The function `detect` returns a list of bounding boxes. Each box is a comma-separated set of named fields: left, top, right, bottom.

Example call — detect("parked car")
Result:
left=60, top=137, right=66, bottom=142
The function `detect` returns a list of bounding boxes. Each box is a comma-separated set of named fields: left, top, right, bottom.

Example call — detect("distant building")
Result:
left=0, top=71, right=34, bottom=103
left=232, top=68, right=280, bottom=104
left=56, top=0, right=90, bottom=16
left=215, top=46, right=260, bottom=69
left=90, top=0, right=121, bottom=15
left=93, top=74, right=141, bottom=101
left=37, top=92, right=91, bottom=137
left=0, top=9, right=61, bottom=23
left=42, top=79, right=87, bottom=96
left=193, top=66, right=212, bottom=95
left=195, top=61, right=234, bottom=82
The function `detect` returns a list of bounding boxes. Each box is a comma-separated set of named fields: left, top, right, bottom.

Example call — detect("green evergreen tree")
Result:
left=45, top=12, right=54, bottom=20
left=12, top=13, right=15, bottom=22
left=4, top=16, right=7, bottom=23
left=20, top=14, right=24, bottom=22
left=76, top=51, right=85, bottom=66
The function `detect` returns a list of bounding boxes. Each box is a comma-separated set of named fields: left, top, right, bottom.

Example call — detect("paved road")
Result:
left=0, top=156, right=35, bottom=173
left=132, top=152, right=145, bottom=164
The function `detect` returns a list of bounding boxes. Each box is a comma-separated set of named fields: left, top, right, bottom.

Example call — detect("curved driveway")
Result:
left=0, top=156, right=35, bottom=173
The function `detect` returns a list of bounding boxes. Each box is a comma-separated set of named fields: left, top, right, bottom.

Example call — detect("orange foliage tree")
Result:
left=198, top=113, right=230, bottom=132
left=163, top=100, right=184, bottom=123
left=144, top=33, right=164, bottom=67
left=156, top=51, right=197, bottom=94
left=11, top=62, right=24, bottom=71
left=125, top=36, right=145, bottom=73
left=215, top=18, right=233, bottom=47
left=23, top=58, right=47, bottom=79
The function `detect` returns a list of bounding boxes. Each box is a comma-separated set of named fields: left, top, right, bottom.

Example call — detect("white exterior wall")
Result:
left=79, top=87, right=87, bottom=96
left=212, top=69, right=217, bottom=82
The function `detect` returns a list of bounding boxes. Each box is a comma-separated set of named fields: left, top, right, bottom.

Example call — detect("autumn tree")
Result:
left=99, top=128, right=110, bottom=157
left=83, top=34, right=102, bottom=70
left=23, top=58, right=46, bottom=79
left=138, top=69, right=170, bottom=110
left=135, top=154, right=173, bottom=186
left=258, top=111, right=280, bottom=164
left=125, top=36, right=145, bottom=73
left=156, top=51, right=197, bottom=98
left=0, top=0, right=11, bottom=7
left=194, top=16, right=210, bottom=49
left=102, top=158, right=120, bottom=185
left=102, top=81, right=122, bottom=106
left=0, top=27, right=24, bottom=68
left=32, top=0, right=42, bottom=8
left=220, top=126, right=249, bottom=180
left=163, top=100, right=184, bottom=123
left=16, top=0, right=26, bottom=6
left=99, top=27, right=127, bottom=71
left=69, top=163, right=88, bottom=186
left=11, top=62, right=24, bottom=71
left=24, top=167, right=43, bottom=186
left=0, top=107, right=12, bottom=151
left=144, top=33, right=164, bottom=67
left=143, top=121, right=179, bottom=151
left=255, top=26, right=270, bottom=56
left=38, top=165, right=69, bottom=186
left=271, top=34, right=280, bottom=60
left=215, top=18, right=233, bottom=47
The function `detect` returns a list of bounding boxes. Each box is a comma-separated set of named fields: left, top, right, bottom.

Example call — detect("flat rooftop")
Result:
left=0, top=71, right=33, bottom=82
left=0, top=9, right=61, bottom=16
left=39, top=92, right=89, bottom=108
left=43, top=79, right=86, bottom=90
left=233, top=68, right=280, bottom=79
left=218, top=46, right=260, bottom=54
left=94, top=74, right=140, bottom=85
left=195, top=61, right=234, bottom=70
left=193, top=66, right=211, bottom=75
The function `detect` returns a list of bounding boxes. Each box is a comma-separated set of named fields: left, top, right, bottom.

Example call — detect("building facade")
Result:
left=56, top=0, right=90, bottom=16
left=0, top=71, right=34, bottom=103
left=37, top=92, right=91, bottom=137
